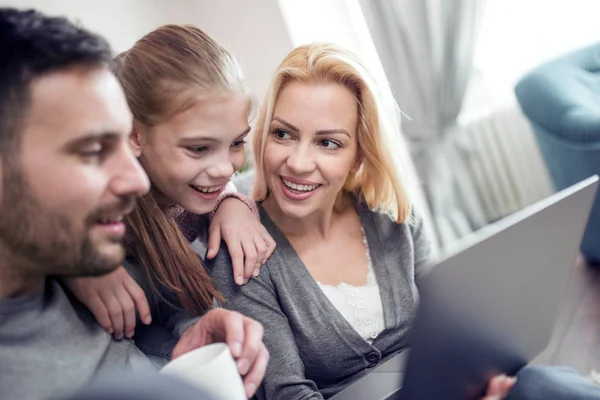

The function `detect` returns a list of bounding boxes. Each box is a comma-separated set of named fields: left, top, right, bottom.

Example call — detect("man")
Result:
left=0, top=8, right=267, bottom=400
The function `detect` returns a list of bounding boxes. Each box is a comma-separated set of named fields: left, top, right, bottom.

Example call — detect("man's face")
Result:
left=0, top=66, right=150, bottom=277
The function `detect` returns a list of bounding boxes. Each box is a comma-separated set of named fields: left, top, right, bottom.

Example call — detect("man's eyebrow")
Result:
left=272, top=117, right=299, bottom=132
left=63, top=132, right=121, bottom=151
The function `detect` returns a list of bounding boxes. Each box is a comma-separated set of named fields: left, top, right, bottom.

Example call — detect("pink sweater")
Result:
left=125, top=181, right=258, bottom=254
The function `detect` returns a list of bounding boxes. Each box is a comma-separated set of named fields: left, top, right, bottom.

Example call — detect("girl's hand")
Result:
left=208, top=198, right=276, bottom=285
left=63, top=266, right=151, bottom=339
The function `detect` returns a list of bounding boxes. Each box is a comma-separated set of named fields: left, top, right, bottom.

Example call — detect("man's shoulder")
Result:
left=0, top=278, right=155, bottom=399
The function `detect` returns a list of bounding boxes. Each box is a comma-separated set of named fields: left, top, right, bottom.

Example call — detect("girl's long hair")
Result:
left=114, top=25, right=250, bottom=313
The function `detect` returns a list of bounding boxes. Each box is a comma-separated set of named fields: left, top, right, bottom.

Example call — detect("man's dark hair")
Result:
left=0, top=8, right=113, bottom=153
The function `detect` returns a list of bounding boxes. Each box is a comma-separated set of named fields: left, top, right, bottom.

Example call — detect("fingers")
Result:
left=170, top=309, right=267, bottom=398
left=63, top=267, right=145, bottom=341
left=240, top=239, right=258, bottom=284
left=236, top=317, right=264, bottom=375
left=86, top=292, right=113, bottom=335
left=222, top=311, right=246, bottom=359
left=214, top=225, right=247, bottom=284
left=171, top=325, right=197, bottom=360
left=251, top=229, right=276, bottom=278
left=500, top=375, right=517, bottom=394
left=210, top=205, right=274, bottom=284
left=124, top=278, right=152, bottom=326
left=483, top=374, right=517, bottom=400
left=487, top=375, right=505, bottom=396
left=260, top=228, right=276, bottom=264
left=233, top=316, right=267, bottom=397
left=481, top=395, right=500, bottom=400
left=228, top=243, right=245, bottom=286
left=115, top=286, right=136, bottom=339
left=249, top=224, right=276, bottom=276
left=230, top=228, right=272, bottom=283
left=242, top=345, right=269, bottom=398
left=216, top=311, right=265, bottom=385
left=482, top=394, right=505, bottom=400
left=253, top=234, right=268, bottom=270
left=206, top=224, right=222, bottom=260
left=98, top=290, right=125, bottom=340
left=172, top=309, right=244, bottom=360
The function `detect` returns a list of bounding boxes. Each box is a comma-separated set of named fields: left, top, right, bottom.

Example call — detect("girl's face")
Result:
left=135, top=91, right=249, bottom=214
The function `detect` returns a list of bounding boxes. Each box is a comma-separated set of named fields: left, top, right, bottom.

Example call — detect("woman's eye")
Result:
left=320, top=139, right=341, bottom=150
left=273, top=129, right=291, bottom=140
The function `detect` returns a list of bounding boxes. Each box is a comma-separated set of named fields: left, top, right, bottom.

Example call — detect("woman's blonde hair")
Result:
left=252, top=42, right=411, bottom=223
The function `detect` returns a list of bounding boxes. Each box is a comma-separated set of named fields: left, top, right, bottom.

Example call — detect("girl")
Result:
left=64, top=25, right=274, bottom=397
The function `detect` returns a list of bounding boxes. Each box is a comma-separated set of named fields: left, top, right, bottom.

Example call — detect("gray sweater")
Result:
left=209, top=200, right=432, bottom=399
left=0, top=280, right=156, bottom=400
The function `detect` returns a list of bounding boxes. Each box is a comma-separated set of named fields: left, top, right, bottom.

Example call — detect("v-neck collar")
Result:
left=258, top=199, right=401, bottom=351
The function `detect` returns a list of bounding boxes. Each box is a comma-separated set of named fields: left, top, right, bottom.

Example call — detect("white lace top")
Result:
left=316, top=233, right=385, bottom=343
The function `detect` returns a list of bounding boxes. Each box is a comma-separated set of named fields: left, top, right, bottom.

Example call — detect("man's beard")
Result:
left=0, top=163, right=132, bottom=277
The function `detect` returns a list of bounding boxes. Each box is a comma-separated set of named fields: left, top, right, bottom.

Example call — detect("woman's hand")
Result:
left=63, top=266, right=151, bottom=339
left=207, top=198, right=276, bottom=285
left=482, top=374, right=517, bottom=400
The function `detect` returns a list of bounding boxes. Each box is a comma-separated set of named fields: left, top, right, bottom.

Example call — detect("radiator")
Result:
left=457, top=104, right=555, bottom=222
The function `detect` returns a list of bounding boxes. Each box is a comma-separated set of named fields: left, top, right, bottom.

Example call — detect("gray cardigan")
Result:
left=209, top=200, right=432, bottom=399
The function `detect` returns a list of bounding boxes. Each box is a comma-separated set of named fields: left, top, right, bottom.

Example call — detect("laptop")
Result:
left=331, top=176, right=599, bottom=400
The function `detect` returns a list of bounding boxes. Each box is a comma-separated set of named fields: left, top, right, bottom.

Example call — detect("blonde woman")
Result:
left=209, top=43, right=520, bottom=399
left=210, top=42, right=600, bottom=400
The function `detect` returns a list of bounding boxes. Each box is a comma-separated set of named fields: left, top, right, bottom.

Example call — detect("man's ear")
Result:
left=129, top=123, right=143, bottom=157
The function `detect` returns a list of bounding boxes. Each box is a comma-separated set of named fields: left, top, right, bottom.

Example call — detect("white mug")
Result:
left=160, top=342, right=246, bottom=400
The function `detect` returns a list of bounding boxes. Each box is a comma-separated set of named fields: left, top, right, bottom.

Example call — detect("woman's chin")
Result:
left=276, top=199, right=316, bottom=220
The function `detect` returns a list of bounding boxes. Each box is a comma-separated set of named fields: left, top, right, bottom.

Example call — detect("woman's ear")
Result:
left=129, top=123, right=143, bottom=157
left=352, top=153, right=364, bottom=172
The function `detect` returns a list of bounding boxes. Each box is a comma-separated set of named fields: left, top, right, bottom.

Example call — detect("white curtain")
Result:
left=359, top=0, right=488, bottom=248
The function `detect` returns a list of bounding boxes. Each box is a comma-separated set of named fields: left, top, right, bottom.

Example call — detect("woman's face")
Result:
left=263, top=81, right=359, bottom=220
left=136, top=91, right=249, bottom=214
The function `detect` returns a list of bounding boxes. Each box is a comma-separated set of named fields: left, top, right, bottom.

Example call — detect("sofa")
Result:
left=515, top=43, right=600, bottom=264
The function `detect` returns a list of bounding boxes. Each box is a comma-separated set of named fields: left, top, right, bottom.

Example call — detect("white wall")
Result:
left=151, top=0, right=293, bottom=101
left=3, top=0, right=432, bottom=239
left=278, top=0, right=388, bottom=87
left=1, top=0, right=294, bottom=100
left=0, top=0, right=165, bottom=53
